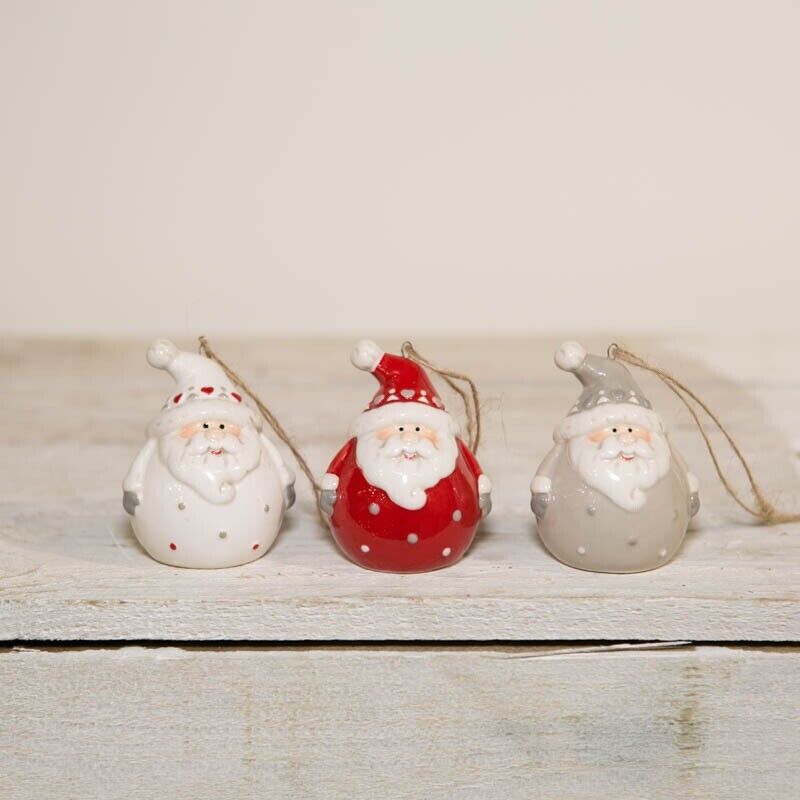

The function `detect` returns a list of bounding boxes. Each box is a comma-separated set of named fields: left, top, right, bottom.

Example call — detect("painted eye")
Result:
left=399, top=427, right=404, bottom=432
left=202, top=423, right=209, bottom=429
left=415, top=427, right=420, bottom=432
left=628, top=427, right=633, bottom=433
left=219, top=424, right=225, bottom=430
left=612, top=427, right=617, bottom=433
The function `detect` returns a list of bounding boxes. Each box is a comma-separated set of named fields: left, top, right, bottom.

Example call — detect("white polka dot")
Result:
left=452, top=509, right=462, bottom=522
left=407, top=533, right=418, bottom=544
left=442, top=547, right=452, bottom=557
left=360, top=544, right=370, bottom=553
left=658, top=547, right=668, bottom=558
left=577, top=545, right=587, bottom=555
left=420, top=389, right=427, bottom=396
left=400, top=388, right=415, bottom=399
left=368, top=503, right=380, bottom=515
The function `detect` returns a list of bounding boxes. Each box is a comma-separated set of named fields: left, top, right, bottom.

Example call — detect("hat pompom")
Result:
left=350, top=339, right=383, bottom=372
left=147, top=339, right=179, bottom=370
left=554, top=341, right=586, bottom=372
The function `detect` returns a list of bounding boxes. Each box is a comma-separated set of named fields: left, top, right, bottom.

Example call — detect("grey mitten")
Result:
left=531, top=492, right=552, bottom=520
left=689, top=492, right=700, bottom=518
left=285, top=484, right=296, bottom=510
left=479, top=493, right=492, bottom=518
left=320, top=489, right=337, bottom=516
left=122, top=490, right=140, bottom=516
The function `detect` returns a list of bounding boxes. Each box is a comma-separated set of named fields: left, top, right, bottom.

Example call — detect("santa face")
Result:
left=355, top=420, right=459, bottom=510
left=159, top=418, right=262, bottom=504
left=568, top=423, right=671, bottom=512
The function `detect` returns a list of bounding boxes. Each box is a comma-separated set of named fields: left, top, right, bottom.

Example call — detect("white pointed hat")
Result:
left=145, top=339, right=259, bottom=437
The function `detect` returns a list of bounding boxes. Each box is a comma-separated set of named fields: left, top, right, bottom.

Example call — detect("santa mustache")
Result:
left=596, top=435, right=655, bottom=461
left=380, top=435, right=438, bottom=459
left=183, top=431, right=246, bottom=458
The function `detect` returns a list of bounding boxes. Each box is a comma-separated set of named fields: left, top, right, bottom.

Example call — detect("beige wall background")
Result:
left=1, top=0, right=798, bottom=338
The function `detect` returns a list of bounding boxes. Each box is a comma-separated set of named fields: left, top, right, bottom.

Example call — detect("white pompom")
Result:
left=554, top=341, right=586, bottom=372
left=350, top=339, right=383, bottom=371
left=147, top=339, right=179, bottom=369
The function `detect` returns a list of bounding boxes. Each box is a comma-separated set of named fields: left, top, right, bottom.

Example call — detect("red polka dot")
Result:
left=231, top=392, right=242, bottom=402
left=201, top=386, right=214, bottom=395
left=252, top=543, right=260, bottom=550
left=169, top=543, right=177, bottom=551
left=173, top=393, right=182, bottom=404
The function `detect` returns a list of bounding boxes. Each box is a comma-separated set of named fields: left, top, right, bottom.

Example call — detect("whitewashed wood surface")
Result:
left=2, top=644, right=798, bottom=800
left=2, top=338, right=799, bottom=799
left=2, top=336, right=800, bottom=642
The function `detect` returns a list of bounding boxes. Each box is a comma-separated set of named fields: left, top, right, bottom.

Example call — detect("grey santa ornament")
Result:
left=531, top=341, right=700, bottom=573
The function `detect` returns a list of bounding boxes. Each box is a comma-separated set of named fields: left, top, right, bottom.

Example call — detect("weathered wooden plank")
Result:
left=1, top=338, right=799, bottom=641
left=1, top=645, right=798, bottom=799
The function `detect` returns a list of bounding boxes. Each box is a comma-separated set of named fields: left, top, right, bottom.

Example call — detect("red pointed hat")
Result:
left=348, top=340, right=459, bottom=438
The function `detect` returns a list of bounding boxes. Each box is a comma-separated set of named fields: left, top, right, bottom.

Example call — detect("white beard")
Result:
left=159, top=425, right=262, bottom=504
left=356, top=430, right=459, bottom=510
left=568, top=431, right=671, bottom=512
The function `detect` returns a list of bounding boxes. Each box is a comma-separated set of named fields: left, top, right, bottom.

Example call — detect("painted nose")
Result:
left=619, top=432, right=636, bottom=446
left=205, top=426, right=223, bottom=441
left=402, top=431, right=419, bottom=444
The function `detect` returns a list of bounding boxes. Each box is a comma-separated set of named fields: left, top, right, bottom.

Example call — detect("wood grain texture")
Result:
left=1, top=337, right=800, bottom=642
left=2, top=644, right=798, bottom=800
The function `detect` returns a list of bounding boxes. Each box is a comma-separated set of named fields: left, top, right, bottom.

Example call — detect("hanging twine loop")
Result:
left=198, top=337, right=323, bottom=517
left=401, top=341, right=482, bottom=453
left=609, top=342, right=800, bottom=525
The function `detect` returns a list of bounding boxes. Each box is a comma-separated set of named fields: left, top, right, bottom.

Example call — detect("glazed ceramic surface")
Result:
left=123, top=339, right=295, bottom=568
left=535, top=439, right=693, bottom=573
left=322, top=340, right=490, bottom=573
left=531, top=341, right=699, bottom=574
left=325, top=437, right=485, bottom=573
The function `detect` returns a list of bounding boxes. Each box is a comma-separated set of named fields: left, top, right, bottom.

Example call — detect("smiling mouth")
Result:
left=211, top=449, right=223, bottom=456
left=402, top=453, right=418, bottom=460
left=619, top=453, right=635, bottom=461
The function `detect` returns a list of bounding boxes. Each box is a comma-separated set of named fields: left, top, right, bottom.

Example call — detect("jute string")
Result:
left=401, top=341, right=482, bottom=453
left=198, top=337, right=323, bottom=517
left=609, top=343, right=800, bottom=525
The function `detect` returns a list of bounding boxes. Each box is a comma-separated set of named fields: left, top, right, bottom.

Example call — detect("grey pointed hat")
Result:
left=553, top=342, right=663, bottom=441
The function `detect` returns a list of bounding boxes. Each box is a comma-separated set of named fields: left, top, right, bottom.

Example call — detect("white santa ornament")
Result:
left=122, top=340, right=295, bottom=568
left=531, top=342, right=700, bottom=573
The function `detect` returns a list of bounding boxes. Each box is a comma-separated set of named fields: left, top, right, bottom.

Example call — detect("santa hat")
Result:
left=145, top=339, right=259, bottom=438
left=348, top=340, right=459, bottom=438
left=553, top=341, right=664, bottom=442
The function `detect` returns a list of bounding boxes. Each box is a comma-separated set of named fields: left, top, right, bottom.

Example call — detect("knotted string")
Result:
left=609, top=343, right=800, bottom=525
left=198, top=337, right=323, bottom=518
left=401, top=341, right=482, bottom=453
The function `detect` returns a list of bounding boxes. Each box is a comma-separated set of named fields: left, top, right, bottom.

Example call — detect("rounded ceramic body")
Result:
left=131, top=448, right=286, bottom=568
left=536, top=442, right=692, bottom=573
left=326, top=437, right=481, bottom=573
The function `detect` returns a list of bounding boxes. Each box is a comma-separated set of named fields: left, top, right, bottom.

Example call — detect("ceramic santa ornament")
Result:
left=321, top=340, right=491, bottom=573
left=531, top=342, right=700, bottom=573
left=122, top=340, right=295, bottom=568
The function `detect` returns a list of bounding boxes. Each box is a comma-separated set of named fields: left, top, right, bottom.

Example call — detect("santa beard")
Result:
left=356, top=429, right=459, bottom=510
left=568, top=431, right=671, bottom=512
left=159, top=425, right=262, bottom=504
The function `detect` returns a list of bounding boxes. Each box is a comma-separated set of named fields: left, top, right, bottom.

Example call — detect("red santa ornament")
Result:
left=321, top=340, right=491, bottom=573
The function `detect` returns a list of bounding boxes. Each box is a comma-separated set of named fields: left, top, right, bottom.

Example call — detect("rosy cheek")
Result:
left=375, top=428, right=393, bottom=442
left=228, top=424, right=241, bottom=438
left=587, top=430, right=606, bottom=444
left=179, top=424, right=197, bottom=439
left=423, top=431, right=438, bottom=446
left=636, top=429, right=651, bottom=444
